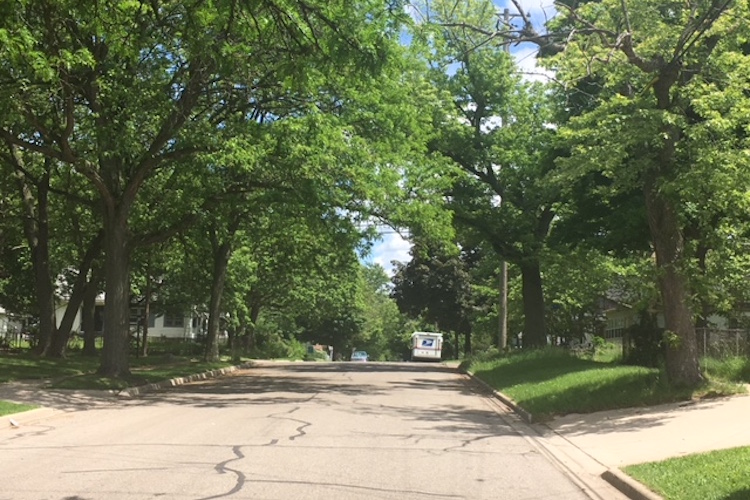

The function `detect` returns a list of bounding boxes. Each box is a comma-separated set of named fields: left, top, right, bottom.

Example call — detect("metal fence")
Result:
left=696, top=328, right=750, bottom=358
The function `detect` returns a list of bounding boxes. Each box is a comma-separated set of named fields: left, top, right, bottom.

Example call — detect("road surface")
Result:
left=1, top=362, right=616, bottom=499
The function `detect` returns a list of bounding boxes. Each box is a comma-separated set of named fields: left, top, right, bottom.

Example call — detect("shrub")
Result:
left=624, top=311, right=664, bottom=368
left=304, top=349, right=329, bottom=362
left=285, top=339, right=306, bottom=360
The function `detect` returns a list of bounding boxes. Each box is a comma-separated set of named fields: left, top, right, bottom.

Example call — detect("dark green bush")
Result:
left=623, top=311, right=664, bottom=368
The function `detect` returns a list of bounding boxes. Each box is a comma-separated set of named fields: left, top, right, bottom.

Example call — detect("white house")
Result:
left=54, top=299, right=203, bottom=340
left=0, top=306, right=23, bottom=337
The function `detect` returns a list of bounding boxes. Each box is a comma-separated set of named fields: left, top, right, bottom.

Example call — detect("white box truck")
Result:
left=411, top=331, right=443, bottom=361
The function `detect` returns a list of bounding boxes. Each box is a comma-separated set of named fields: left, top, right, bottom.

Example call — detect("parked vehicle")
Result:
left=351, top=351, right=369, bottom=362
left=411, top=332, right=443, bottom=361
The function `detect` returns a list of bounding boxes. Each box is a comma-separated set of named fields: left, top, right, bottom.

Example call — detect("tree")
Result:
left=357, top=263, right=412, bottom=360
left=0, top=0, right=404, bottom=377
left=0, top=149, right=57, bottom=354
left=0, top=142, right=102, bottom=357
left=548, top=0, right=750, bottom=385
left=391, top=241, right=473, bottom=356
left=411, top=0, right=560, bottom=347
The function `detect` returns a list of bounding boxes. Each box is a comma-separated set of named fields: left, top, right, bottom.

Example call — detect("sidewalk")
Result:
left=545, top=388, right=750, bottom=468
left=535, top=387, right=750, bottom=500
left=468, top=370, right=750, bottom=500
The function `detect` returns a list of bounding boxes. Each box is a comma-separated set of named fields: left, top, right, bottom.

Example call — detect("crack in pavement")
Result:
left=442, top=433, right=496, bottom=453
left=197, top=445, right=246, bottom=500
left=267, top=406, right=313, bottom=442
left=1, top=424, right=55, bottom=443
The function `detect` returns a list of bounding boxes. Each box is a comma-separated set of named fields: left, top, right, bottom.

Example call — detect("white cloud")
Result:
left=512, top=45, right=554, bottom=83
left=512, top=0, right=557, bottom=19
left=368, top=232, right=412, bottom=276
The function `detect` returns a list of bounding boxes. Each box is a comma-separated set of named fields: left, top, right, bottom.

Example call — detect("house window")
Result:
left=129, top=308, right=155, bottom=327
left=604, top=328, right=624, bottom=339
left=163, top=312, right=184, bottom=328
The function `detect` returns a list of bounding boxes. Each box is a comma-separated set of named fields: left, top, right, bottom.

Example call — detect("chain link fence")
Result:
left=696, top=328, right=750, bottom=358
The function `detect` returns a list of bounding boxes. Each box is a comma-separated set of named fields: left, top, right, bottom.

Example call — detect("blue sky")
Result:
left=366, top=0, right=557, bottom=276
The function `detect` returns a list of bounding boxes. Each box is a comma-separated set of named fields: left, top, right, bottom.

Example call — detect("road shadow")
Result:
left=2, top=362, right=510, bottom=441
left=276, top=361, right=454, bottom=374
left=0, top=380, right=122, bottom=412
left=547, top=397, right=735, bottom=437
left=134, top=363, right=514, bottom=438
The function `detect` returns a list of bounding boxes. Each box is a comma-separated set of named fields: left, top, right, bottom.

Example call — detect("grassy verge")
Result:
left=702, top=356, right=750, bottom=383
left=0, top=353, right=100, bottom=383
left=464, top=348, right=744, bottom=421
left=0, top=351, right=237, bottom=390
left=624, top=446, right=750, bottom=500
left=0, top=400, right=38, bottom=417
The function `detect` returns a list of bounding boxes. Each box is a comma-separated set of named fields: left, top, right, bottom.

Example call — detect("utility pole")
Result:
left=497, top=7, right=519, bottom=351
left=498, top=261, right=508, bottom=350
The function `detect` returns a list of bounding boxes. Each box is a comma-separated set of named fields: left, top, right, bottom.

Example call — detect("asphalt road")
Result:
left=2, top=362, right=608, bottom=500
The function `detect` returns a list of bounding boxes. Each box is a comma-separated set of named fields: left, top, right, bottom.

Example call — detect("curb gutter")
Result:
left=4, top=407, right=59, bottom=428
left=602, top=469, right=663, bottom=500
left=459, top=367, right=663, bottom=500
left=461, top=368, right=534, bottom=424
left=118, top=361, right=255, bottom=397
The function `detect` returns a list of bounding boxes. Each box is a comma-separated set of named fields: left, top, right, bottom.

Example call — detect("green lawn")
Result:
left=0, top=353, right=101, bottom=383
left=0, top=400, right=37, bottom=417
left=465, top=348, right=743, bottom=421
left=0, top=351, right=237, bottom=390
left=624, top=446, right=750, bottom=500
left=702, top=356, right=750, bottom=383
left=0, top=351, right=241, bottom=416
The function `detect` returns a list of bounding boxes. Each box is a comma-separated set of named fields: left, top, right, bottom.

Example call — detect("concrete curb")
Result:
left=602, top=469, right=663, bottom=500
left=460, top=367, right=534, bottom=424
left=460, top=367, right=663, bottom=500
left=118, top=361, right=255, bottom=397
left=4, top=407, right=59, bottom=429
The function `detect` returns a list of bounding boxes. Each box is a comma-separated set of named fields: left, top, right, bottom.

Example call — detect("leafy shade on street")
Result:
left=0, top=352, right=234, bottom=393
left=464, top=349, right=746, bottom=422
left=624, top=446, right=750, bottom=500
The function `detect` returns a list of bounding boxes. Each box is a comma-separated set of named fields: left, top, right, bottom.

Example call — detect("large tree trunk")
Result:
left=49, top=233, right=102, bottom=357
left=644, top=175, right=703, bottom=386
left=205, top=239, right=232, bottom=362
left=11, top=153, right=56, bottom=355
left=98, top=211, right=132, bottom=378
left=639, top=66, right=704, bottom=386
left=520, top=258, right=546, bottom=348
left=231, top=324, right=245, bottom=362
left=461, top=317, right=472, bottom=355
left=30, top=217, right=56, bottom=356
left=242, top=297, right=262, bottom=356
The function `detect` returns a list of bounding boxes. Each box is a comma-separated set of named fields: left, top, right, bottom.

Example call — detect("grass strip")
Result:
left=50, top=360, right=235, bottom=390
left=465, top=348, right=739, bottom=421
left=0, top=354, right=100, bottom=383
left=0, top=400, right=38, bottom=417
left=624, top=446, right=750, bottom=500
left=0, top=352, right=235, bottom=390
